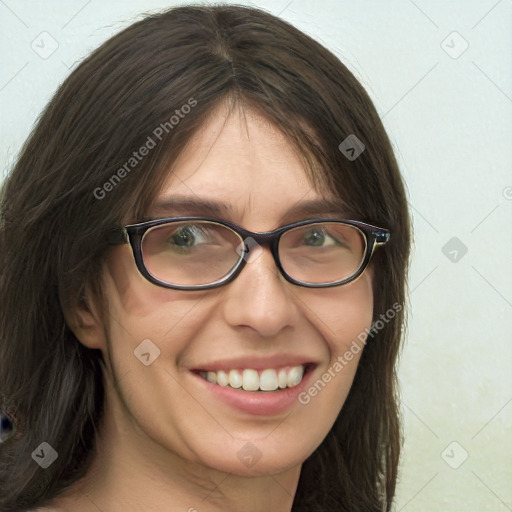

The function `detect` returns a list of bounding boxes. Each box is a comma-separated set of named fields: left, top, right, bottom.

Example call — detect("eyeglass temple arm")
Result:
left=106, top=228, right=129, bottom=245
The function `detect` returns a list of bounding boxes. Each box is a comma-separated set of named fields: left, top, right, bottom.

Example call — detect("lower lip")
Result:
left=191, top=368, right=315, bottom=416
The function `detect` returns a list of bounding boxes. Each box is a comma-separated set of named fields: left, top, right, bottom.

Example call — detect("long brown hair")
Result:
left=0, top=5, right=410, bottom=511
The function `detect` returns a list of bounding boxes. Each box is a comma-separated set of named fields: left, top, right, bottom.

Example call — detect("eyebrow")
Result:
left=150, top=195, right=350, bottom=223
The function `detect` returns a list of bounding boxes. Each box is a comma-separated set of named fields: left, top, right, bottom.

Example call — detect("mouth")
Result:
left=189, top=356, right=319, bottom=415
left=195, top=363, right=316, bottom=392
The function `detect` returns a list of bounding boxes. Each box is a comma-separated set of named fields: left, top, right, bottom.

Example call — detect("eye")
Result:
left=302, top=227, right=340, bottom=247
left=170, top=225, right=210, bottom=248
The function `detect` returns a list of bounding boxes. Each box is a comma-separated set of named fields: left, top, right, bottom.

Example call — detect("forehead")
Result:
left=153, top=106, right=346, bottom=229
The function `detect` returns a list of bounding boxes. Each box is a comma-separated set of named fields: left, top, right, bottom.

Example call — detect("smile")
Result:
left=199, top=365, right=306, bottom=391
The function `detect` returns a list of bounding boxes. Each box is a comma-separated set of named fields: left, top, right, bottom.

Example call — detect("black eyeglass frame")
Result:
left=109, top=217, right=390, bottom=290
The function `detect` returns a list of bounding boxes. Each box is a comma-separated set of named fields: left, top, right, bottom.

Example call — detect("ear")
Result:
left=64, top=285, right=107, bottom=351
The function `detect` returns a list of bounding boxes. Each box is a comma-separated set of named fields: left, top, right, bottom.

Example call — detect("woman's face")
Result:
left=97, top=105, right=374, bottom=478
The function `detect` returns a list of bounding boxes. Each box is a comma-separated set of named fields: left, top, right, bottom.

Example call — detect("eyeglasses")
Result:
left=109, top=217, right=390, bottom=290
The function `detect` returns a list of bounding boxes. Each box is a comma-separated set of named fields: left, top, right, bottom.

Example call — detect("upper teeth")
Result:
left=199, top=366, right=305, bottom=391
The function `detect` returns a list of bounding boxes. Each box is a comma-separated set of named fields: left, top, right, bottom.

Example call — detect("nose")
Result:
left=221, top=246, right=300, bottom=338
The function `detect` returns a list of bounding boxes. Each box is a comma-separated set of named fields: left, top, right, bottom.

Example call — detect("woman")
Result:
left=0, top=5, right=410, bottom=511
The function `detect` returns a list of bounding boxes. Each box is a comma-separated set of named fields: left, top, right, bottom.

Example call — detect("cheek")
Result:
left=300, top=273, right=374, bottom=358
left=100, top=250, right=217, bottom=402
left=286, top=275, right=374, bottom=455
left=104, top=247, right=206, bottom=339
left=297, top=274, right=373, bottom=405
left=104, top=285, right=210, bottom=373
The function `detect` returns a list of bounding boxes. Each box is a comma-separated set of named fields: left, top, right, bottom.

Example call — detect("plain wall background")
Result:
left=1, top=1, right=511, bottom=510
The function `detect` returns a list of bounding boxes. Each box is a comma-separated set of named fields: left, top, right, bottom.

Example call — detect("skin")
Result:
left=48, top=104, right=374, bottom=512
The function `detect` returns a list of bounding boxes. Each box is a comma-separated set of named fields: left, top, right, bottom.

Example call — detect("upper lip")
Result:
left=191, top=355, right=319, bottom=372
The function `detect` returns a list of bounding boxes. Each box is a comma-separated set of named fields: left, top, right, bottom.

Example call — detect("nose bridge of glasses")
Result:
left=239, top=229, right=279, bottom=248
left=238, top=239, right=278, bottom=279
left=231, top=227, right=283, bottom=274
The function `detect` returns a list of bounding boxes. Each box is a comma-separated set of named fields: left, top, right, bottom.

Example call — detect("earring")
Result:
left=0, top=408, right=17, bottom=443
